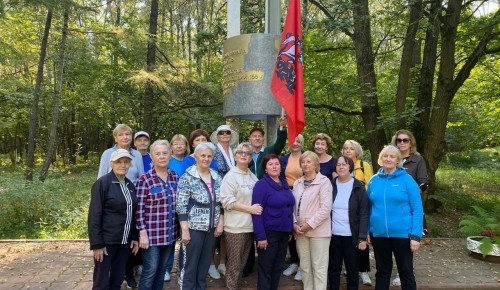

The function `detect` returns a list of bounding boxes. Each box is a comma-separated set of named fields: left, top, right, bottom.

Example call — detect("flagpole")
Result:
left=280, top=108, right=285, bottom=130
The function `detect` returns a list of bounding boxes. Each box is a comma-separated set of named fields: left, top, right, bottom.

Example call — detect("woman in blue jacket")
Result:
left=252, top=153, right=295, bottom=290
left=367, top=145, right=423, bottom=290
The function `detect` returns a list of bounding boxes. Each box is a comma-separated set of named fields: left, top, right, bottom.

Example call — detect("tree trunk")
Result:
left=351, top=0, right=387, bottom=169
left=422, top=2, right=498, bottom=211
left=395, top=0, right=423, bottom=129
left=143, top=0, right=159, bottom=133
left=412, top=0, right=441, bottom=153
left=25, top=9, right=52, bottom=182
left=39, top=7, right=69, bottom=182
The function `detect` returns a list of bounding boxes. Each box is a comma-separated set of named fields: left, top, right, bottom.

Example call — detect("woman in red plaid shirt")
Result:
left=136, top=140, right=180, bottom=290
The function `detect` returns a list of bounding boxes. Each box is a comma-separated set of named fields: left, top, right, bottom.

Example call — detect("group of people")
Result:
left=88, top=121, right=429, bottom=290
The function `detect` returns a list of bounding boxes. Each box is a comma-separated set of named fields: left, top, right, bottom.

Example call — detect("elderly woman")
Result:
left=89, top=149, right=139, bottom=290
left=341, top=140, right=373, bottom=285
left=209, top=125, right=238, bottom=278
left=176, top=142, right=224, bottom=290
left=281, top=134, right=304, bottom=280
left=252, top=153, right=295, bottom=290
left=293, top=151, right=333, bottom=290
left=210, top=124, right=239, bottom=178
left=220, top=142, right=263, bottom=290
left=168, top=134, right=190, bottom=176
left=97, top=124, right=144, bottom=184
left=312, top=133, right=336, bottom=180
left=328, top=156, right=369, bottom=290
left=391, top=129, right=429, bottom=286
left=136, top=140, right=179, bottom=290
left=367, top=145, right=423, bottom=290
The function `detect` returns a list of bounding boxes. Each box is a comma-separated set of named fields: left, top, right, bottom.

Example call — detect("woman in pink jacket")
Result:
left=293, top=151, right=333, bottom=290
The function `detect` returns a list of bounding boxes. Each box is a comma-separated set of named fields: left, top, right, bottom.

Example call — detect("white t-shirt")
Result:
left=331, top=178, right=354, bottom=236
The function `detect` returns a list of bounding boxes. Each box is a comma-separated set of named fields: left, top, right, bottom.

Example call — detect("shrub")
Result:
left=459, top=205, right=500, bottom=256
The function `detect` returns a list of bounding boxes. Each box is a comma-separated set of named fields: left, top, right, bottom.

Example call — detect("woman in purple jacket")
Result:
left=252, top=153, right=295, bottom=290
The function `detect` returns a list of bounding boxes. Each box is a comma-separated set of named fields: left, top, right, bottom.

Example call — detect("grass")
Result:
left=427, top=147, right=500, bottom=237
left=0, top=160, right=96, bottom=239
left=0, top=148, right=498, bottom=239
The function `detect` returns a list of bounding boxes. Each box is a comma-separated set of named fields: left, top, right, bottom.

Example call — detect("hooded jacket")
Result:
left=367, top=167, right=423, bottom=239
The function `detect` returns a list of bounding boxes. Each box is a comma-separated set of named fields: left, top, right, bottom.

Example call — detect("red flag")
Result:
left=270, top=0, right=304, bottom=147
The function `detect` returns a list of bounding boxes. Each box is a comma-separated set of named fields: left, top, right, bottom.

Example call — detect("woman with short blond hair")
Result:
left=293, top=151, right=333, bottom=290
left=97, top=124, right=144, bottom=184
left=367, top=145, right=422, bottom=290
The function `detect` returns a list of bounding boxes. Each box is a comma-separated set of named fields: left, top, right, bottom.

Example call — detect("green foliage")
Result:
left=0, top=163, right=94, bottom=238
left=459, top=205, right=500, bottom=257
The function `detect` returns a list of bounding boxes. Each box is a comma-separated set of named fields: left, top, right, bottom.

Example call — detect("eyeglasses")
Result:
left=236, top=151, right=251, bottom=156
left=336, top=163, right=349, bottom=168
left=218, top=130, right=232, bottom=135
left=396, top=138, right=410, bottom=144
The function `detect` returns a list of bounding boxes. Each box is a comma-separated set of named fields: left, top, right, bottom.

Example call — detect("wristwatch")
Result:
left=409, top=235, right=421, bottom=242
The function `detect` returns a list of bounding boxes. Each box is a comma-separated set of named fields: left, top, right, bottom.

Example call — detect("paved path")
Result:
left=0, top=239, right=498, bottom=289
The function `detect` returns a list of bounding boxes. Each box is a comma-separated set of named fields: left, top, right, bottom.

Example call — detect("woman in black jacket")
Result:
left=328, top=156, right=369, bottom=290
left=88, top=149, right=139, bottom=290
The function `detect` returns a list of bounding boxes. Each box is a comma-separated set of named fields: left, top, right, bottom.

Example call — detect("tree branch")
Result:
left=155, top=47, right=177, bottom=71
left=157, top=99, right=222, bottom=113
left=305, top=103, right=362, bottom=115
left=449, top=10, right=500, bottom=96
left=313, top=45, right=354, bottom=53
left=308, top=0, right=353, bottom=37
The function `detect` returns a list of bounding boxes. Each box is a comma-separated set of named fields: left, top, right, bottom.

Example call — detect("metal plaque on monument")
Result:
left=223, top=0, right=282, bottom=144
left=222, top=34, right=281, bottom=121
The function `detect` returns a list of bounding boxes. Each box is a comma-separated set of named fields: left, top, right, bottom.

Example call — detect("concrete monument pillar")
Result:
left=223, top=1, right=281, bottom=145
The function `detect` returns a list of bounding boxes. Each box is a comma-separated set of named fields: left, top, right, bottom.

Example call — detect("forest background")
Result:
left=0, top=0, right=498, bottom=238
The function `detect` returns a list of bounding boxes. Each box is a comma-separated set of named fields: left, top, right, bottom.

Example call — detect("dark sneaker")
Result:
left=126, top=276, right=138, bottom=289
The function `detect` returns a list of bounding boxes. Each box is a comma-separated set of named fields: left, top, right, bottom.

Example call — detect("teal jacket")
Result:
left=367, top=167, right=423, bottom=239
left=249, top=129, right=287, bottom=179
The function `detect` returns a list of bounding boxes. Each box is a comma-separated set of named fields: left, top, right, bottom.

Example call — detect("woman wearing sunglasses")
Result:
left=206, top=125, right=239, bottom=279
left=390, top=129, right=429, bottom=286
left=210, top=125, right=239, bottom=178
left=220, top=142, right=263, bottom=290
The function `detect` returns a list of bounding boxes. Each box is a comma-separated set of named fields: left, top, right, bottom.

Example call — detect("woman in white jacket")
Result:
left=220, top=142, right=263, bottom=290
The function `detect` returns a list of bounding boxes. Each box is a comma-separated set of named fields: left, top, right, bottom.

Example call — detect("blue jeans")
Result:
left=138, top=245, right=174, bottom=290
left=165, top=244, right=175, bottom=274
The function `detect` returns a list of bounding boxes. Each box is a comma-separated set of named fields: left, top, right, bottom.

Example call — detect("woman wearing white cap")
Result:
left=89, top=149, right=139, bottom=290
left=207, top=124, right=239, bottom=279
left=210, top=125, right=239, bottom=178
left=97, top=124, right=144, bottom=184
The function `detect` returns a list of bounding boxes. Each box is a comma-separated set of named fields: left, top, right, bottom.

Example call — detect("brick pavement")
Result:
left=0, top=239, right=498, bottom=290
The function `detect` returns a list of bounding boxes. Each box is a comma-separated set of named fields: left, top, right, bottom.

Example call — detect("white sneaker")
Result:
left=391, top=274, right=401, bottom=287
left=360, top=272, right=372, bottom=286
left=283, top=263, right=299, bottom=276
left=217, top=264, right=226, bottom=276
left=163, top=271, right=170, bottom=282
left=208, top=265, right=221, bottom=279
left=294, top=269, right=302, bottom=281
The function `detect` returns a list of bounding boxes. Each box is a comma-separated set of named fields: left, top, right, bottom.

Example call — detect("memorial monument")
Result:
left=223, top=0, right=282, bottom=144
